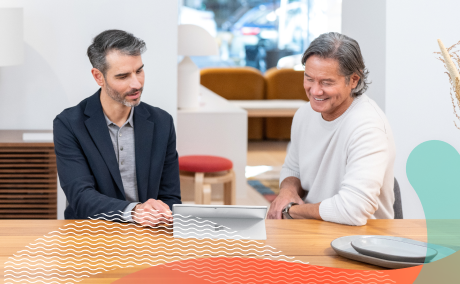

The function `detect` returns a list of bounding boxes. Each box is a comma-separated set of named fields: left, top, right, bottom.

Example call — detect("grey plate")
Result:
left=331, top=235, right=456, bottom=269
left=351, top=237, right=438, bottom=263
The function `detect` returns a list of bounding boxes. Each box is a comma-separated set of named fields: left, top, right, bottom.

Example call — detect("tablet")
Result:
left=173, top=204, right=268, bottom=240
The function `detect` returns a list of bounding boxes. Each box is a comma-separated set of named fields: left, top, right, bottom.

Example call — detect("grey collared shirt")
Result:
left=103, top=108, right=139, bottom=220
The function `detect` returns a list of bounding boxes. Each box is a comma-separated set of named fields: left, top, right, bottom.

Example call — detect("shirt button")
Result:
left=119, top=134, right=122, bottom=137
left=120, top=146, right=124, bottom=151
left=121, top=160, right=124, bottom=165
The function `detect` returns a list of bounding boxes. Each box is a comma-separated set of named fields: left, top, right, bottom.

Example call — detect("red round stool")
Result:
left=179, top=155, right=236, bottom=205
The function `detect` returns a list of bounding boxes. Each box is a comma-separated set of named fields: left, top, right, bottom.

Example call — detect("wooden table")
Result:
left=230, top=100, right=306, bottom=117
left=0, top=219, right=427, bottom=283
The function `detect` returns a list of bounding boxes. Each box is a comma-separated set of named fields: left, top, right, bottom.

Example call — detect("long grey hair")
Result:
left=301, top=32, right=370, bottom=97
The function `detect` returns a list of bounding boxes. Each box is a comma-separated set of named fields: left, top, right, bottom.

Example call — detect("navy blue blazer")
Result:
left=53, top=89, right=181, bottom=219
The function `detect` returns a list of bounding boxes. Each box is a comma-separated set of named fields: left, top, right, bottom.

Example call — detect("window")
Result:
left=180, top=0, right=341, bottom=72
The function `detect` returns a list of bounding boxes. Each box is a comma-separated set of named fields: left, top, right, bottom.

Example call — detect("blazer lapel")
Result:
left=84, top=90, right=125, bottom=198
left=133, top=103, right=154, bottom=202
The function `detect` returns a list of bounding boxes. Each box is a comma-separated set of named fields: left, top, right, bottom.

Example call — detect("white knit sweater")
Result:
left=280, top=94, right=395, bottom=226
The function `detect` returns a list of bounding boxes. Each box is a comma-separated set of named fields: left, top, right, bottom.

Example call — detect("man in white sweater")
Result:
left=267, top=32, right=395, bottom=226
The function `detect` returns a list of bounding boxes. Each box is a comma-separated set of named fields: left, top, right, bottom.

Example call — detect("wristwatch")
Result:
left=282, top=202, right=298, bottom=219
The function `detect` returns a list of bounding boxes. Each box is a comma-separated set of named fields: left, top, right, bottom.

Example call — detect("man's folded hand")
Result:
left=267, top=177, right=305, bottom=219
left=132, top=199, right=173, bottom=227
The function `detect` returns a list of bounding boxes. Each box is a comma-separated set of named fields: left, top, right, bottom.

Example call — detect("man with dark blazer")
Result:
left=53, top=30, right=181, bottom=226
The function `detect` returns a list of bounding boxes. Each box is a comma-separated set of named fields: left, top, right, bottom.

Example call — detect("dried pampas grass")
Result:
left=435, top=39, right=460, bottom=130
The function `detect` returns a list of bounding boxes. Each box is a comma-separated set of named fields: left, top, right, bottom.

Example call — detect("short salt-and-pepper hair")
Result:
left=301, top=32, right=370, bottom=97
left=87, top=29, right=146, bottom=77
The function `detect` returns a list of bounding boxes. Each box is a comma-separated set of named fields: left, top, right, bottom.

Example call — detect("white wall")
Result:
left=386, top=0, right=460, bottom=218
left=343, top=0, right=460, bottom=219
left=326, top=0, right=343, bottom=33
left=342, top=0, right=386, bottom=111
left=0, top=0, right=178, bottom=130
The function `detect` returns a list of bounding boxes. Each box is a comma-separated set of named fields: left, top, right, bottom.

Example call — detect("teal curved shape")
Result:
left=406, top=140, right=460, bottom=260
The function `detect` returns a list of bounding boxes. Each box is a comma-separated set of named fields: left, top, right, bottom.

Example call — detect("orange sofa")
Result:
left=264, top=67, right=309, bottom=140
left=200, top=67, right=265, bottom=140
left=200, top=67, right=308, bottom=140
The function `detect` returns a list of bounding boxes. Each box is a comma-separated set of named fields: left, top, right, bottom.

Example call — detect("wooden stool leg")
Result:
left=224, top=181, right=231, bottom=205
left=203, top=184, right=211, bottom=204
left=224, top=170, right=236, bottom=205
left=194, top=172, right=204, bottom=204
left=231, top=170, right=236, bottom=205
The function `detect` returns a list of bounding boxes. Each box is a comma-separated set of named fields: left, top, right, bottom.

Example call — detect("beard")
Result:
left=105, top=82, right=143, bottom=107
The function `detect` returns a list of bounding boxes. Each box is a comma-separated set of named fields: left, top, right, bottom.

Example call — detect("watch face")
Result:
left=282, top=202, right=296, bottom=219
left=282, top=211, right=291, bottom=219
left=282, top=212, right=287, bottom=219
left=282, top=203, right=290, bottom=213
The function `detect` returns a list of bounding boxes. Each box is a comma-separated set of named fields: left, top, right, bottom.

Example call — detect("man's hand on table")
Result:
left=267, top=177, right=305, bottom=219
left=132, top=199, right=173, bottom=227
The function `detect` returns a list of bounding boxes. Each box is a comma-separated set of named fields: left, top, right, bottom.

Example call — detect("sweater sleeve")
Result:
left=319, top=127, right=390, bottom=226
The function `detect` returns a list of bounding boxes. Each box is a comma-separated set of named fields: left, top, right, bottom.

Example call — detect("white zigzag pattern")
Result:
left=4, top=210, right=312, bottom=284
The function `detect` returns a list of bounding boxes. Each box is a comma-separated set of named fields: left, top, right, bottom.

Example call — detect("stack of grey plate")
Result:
left=331, top=235, right=453, bottom=269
